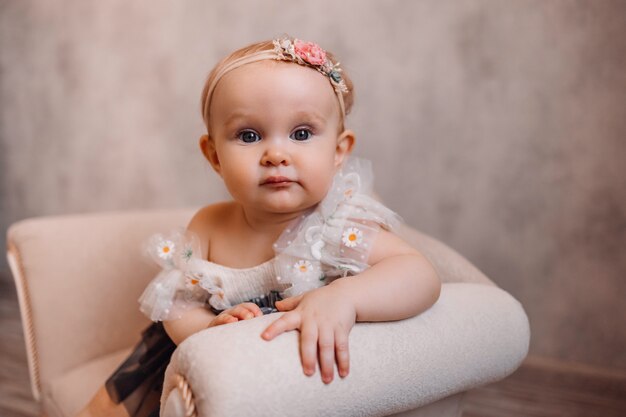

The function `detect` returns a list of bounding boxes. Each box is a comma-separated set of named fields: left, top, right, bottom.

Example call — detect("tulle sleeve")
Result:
left=138, top=229, right=209, bottom=321
left=274, top=157, right=403, bottom=298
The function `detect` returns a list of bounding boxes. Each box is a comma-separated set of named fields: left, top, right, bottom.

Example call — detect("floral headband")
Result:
left=203, top=35, right=348, bottom=126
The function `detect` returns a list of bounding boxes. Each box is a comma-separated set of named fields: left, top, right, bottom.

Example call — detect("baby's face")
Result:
left=204, top=61, right=352, bottom=215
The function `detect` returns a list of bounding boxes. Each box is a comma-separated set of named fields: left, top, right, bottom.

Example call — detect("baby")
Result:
left=78, top=35, right=441, bottom=417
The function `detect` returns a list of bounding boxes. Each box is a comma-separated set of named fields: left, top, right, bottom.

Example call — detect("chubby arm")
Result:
left=163, top=204, right=263, bottom=345
left=329, top=229, right=441, bottom=322
left=163, top=303, right=264, bottom=345
left=262, top=228, right=441, bottom=383
left=162, top=207, right=215, bottom=345
left=163, top=308, right=216, bottom=345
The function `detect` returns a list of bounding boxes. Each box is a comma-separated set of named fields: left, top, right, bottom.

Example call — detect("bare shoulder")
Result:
left=187, top=202, right=237, bottom=259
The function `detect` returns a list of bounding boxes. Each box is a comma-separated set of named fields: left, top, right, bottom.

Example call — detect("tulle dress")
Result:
left=105, top=157, right=402, bottom=417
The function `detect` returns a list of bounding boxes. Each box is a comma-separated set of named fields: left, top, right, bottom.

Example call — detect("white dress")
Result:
left=138, top=157, right=402, bottom=322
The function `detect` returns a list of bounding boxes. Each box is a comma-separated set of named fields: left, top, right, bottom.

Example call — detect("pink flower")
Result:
left=293, top=39, right=327, bottom=66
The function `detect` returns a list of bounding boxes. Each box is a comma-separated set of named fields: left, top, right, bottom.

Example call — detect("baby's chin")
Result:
left=263, top=201, right=319, bottom=216
left=255, top=196, right=320, bottom=216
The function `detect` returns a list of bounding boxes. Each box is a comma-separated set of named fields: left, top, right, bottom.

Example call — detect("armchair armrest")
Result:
left=6, top=209, right=194, bottom=400
left=161, top=283, right=530, bottom=417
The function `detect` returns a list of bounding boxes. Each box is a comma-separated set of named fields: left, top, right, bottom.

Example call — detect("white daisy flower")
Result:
left=342, top=227, right=363, bottom=248
left=184, top=272, right=203, bottom=288
left=294, top=259, right=313, bottom=274
left=157, top=240, right=176, bottom=260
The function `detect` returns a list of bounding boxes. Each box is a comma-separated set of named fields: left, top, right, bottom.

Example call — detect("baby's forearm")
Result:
left=163, top=307, right=216, bottom=345
left=329, top=253, right=441, bottom=322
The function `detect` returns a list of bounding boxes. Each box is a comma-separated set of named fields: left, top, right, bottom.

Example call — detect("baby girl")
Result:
left=78, top=35, right=441, bottom=417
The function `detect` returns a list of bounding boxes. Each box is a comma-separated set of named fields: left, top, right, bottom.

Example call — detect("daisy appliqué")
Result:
left=294, top=259, right=313, bottom=274
left=185, top=271, right=201, bottom=287
left=293, top=259, right=319, bottom=280
left=341, top=227, right=363, bottom=248
left=157, top=240, right=176, bottom=260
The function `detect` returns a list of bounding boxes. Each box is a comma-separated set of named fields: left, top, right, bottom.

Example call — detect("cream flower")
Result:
left=157, top=240, right=176, bottom=260
left=294, top=259, right=314, bottom=274
left=342, top=227, right=363, bottom=248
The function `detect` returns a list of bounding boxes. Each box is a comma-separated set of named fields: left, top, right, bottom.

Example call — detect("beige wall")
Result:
left=1, top=1, right=625, bottom=370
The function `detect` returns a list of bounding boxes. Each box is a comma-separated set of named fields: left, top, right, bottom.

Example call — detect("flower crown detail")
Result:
left=272, top=37, right=349, bottom=95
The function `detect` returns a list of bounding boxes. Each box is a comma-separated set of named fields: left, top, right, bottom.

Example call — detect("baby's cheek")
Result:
left=222, top=169, right=254, bottom=199
left=309, top=168, right=335, bottom=198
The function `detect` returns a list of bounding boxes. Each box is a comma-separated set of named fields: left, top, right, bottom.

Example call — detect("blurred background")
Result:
left=1, top=0, right=624, bottom=384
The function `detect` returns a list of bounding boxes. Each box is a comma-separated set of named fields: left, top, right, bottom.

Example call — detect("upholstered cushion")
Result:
left=7, top=209, right=194, bottom=400
left=42, top=348, right=132, bottom=417
left=161, top=283, right=530, bottom=417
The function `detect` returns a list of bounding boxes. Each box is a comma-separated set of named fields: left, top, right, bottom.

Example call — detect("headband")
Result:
left=203, top=36, right=348, bottom=127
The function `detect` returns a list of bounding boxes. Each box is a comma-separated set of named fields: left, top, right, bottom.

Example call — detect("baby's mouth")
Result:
left=260, top=176, right=296, bottom=187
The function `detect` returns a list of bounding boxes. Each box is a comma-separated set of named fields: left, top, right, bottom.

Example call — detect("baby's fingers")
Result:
left=318, top=326, right=336, bottom=384
left=237, top=303, right=263, bottom=319
left=275, top=294, right=303, bottom=312
left=335, top=327, right=350, bottom=378
left=210, top=314, right=238, bottom=327
left=300, top=320, right=318, bottom=377
left=229, top=304, right=259, bottom=320
left=261, top=312, right=301, bottom=341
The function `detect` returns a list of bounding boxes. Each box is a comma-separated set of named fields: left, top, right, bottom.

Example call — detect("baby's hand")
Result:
left=261, top=285, right=356, bottom=384
left=208, top=302, right=263, bottom=328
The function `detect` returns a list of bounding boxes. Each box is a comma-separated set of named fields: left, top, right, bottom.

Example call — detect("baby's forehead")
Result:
left=211, top=60, right=340, bottom=117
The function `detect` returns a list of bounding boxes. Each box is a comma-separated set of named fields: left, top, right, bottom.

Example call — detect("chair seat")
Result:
left=42, top=347, right=133, bottom=417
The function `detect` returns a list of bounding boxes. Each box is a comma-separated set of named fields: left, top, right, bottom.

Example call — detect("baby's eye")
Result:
left=290, top=128, right=312, bottom=141
left=238, top=130, right=261, bottom=143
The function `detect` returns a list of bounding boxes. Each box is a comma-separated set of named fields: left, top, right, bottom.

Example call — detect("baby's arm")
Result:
left=163, top=204, right=262, bottom=345
left=262, top=229, right=441, bottom=383
left=164, top=303, right=263, bottom=345
left=163, top=307, right=216, bottom=345
left=329, top=230, right=441, bottom=322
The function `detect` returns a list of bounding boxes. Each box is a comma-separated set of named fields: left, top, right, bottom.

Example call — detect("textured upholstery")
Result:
left=6, top=209, right=529, bottom=417
left=43, top=348, right=132, bottom=417
left=7, top=209, right=194, bottom=401
left=162, top=284, right=529, bottom=417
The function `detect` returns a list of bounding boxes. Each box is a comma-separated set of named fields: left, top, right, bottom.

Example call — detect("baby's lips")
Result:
left=260, top=175, right=295, bottom=185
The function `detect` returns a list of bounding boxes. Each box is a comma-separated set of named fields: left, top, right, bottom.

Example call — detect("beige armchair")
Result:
left=7, top=209, right=530, bottom=417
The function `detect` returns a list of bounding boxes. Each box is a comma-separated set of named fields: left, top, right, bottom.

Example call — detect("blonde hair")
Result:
left=200, top=39, right=354, bottom=134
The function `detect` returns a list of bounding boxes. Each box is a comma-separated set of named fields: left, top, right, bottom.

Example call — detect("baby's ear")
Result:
left=335, top=129, right=355, bottom=168
left=199, top=134, right=222, bottom=175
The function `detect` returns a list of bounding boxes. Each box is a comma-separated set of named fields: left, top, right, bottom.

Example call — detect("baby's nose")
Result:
left=261, top=146, right=290, bottom=166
